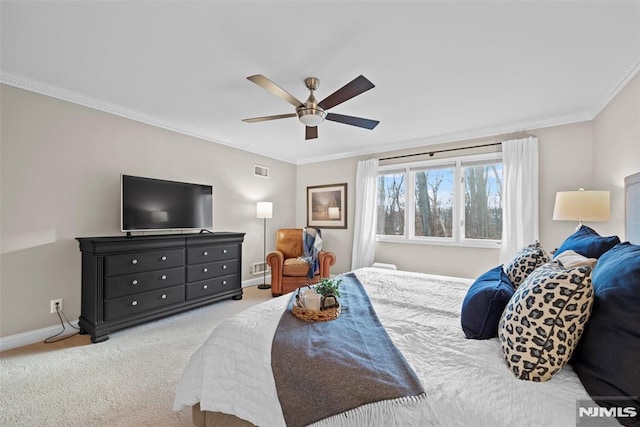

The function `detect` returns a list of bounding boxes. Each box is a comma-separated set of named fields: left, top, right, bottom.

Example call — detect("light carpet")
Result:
left=0, top=286, right=272, bottom=427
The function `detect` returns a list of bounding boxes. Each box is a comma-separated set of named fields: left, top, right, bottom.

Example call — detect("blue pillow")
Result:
left=553, top=225, right=620, bottom=259
left=572, top=242, right=640, bottom=418
left=461, top=265, right=515, bottom=339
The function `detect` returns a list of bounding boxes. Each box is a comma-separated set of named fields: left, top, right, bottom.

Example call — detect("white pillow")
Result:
left=554, top=250, right=597, bottom=269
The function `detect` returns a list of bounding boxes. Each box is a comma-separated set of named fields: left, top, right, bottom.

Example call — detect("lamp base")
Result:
left=257, top=284, right=271, bottom=290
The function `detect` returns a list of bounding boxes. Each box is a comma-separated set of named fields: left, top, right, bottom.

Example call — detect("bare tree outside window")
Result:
left=464, top=163, right=503, bottom=240
left=414, top=168, right=454, bottom=237
left=377, top=173, right=405, bottom=235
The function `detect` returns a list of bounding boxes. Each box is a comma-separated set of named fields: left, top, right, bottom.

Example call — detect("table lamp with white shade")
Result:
left=552, top=189, right=610, bottom=230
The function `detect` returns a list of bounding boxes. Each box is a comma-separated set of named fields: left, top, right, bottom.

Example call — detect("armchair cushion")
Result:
left=283, top=258, right=310, bottom=277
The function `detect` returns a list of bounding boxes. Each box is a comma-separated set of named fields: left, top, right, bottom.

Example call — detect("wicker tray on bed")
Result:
left=292, top=287, right=341, bottom=322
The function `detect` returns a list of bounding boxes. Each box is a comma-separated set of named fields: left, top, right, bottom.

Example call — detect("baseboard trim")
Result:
left=0, top=277, right=270, bottom=352
left=241, top=275, right=271, bottom=288
left=0, top=321, right=80, bottom=353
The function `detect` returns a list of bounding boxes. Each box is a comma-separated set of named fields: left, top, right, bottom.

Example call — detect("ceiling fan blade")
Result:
left=305, top=126, right=318, bottom=140
left=242, top=113, right=297, bottom=123
left=325, top=113, right=379, bottom=130
left=318, top=75, right=375, bottom=110
left=247, top=75, right=303, bottom=108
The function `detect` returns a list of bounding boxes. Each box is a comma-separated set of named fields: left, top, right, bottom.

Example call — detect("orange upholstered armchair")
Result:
left=266, top=228, right=336, bottom=297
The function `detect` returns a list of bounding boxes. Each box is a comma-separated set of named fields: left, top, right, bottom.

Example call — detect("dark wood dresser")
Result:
left=76, top=232, right=244, bottom=343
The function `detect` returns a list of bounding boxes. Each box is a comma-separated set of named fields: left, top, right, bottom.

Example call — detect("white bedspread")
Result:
left=174, top=267, right=596, bottom=426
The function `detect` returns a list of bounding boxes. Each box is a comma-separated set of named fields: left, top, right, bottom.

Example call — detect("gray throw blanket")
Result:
left=271, top=273, right=425, bottom=427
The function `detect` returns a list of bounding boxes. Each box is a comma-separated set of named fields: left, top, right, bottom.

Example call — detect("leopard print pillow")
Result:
left=505, top=242, right=550, bottom=288
left=498, top=262, right=594, bottom=382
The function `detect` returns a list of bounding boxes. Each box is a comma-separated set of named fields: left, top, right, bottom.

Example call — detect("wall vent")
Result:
left=251, top=262, right=269, bottom=275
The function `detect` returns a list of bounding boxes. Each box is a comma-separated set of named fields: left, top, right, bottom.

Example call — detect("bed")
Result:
left=174, top=174, right=640, bottom=426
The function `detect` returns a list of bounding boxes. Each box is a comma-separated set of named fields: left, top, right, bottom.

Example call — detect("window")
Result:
left=377, top=172, right=405, bottom=236
left=463, top=161, right=503, bottom=240
left=377, top=153, right=503, bottom=246
left=414, top=166, right=454, bottom=238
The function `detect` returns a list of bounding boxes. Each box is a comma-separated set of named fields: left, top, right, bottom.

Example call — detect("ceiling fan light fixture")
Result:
left=243, top=74, right=378, bottom=140
left=297, top=107, right=327, bottom=127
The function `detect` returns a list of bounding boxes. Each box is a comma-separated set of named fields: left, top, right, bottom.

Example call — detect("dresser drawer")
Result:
left=186, top=275, right=240, bottom=301
left=187, top=259, right=238, bottom=282
left=105, top=249, right=185, bottom=277
left=104, top=267, right=184, bottom=299
left=187, top=244, right=238, bottom=264
left=104, top=285, right=185, bottom=321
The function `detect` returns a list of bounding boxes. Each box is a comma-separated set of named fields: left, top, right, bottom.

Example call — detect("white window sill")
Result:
left=376, top=236, right=501, bottom=249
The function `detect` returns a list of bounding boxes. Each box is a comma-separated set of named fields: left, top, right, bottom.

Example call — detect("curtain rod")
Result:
left=379, top=141, right=502, bottom=162
left=379, top=131, right=535, bottom=162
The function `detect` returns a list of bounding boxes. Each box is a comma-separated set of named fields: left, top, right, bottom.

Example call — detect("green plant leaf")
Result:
left=315, top=277, right=342, bottom=297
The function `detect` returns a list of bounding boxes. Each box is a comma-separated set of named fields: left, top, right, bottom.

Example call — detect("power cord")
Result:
left=44, top=302, right=81, bottom=344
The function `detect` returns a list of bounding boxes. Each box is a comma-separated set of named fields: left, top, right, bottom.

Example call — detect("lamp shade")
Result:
left=256, top=202, right=273, bottom=219
left=553, top=190, right=610, bottom=222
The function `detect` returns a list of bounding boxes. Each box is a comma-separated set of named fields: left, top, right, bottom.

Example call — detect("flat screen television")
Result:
left=121, top=174, right=213, bottom=232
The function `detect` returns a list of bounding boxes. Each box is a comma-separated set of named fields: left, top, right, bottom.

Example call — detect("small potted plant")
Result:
left=315, top=277, right=341, bottom=310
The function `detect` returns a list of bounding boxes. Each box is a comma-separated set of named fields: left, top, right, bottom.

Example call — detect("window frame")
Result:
left=376, top=168, right=408, bottom=240
left=377, top=152, right=503, bottom=248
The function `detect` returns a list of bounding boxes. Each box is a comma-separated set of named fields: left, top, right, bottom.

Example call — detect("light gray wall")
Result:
left=295, top=157, right=358, bottom=275
left=536, top=122, right=595, bottom=247
left=592, top=71, right=640, bottom=240
left=0, top=84, right=296, bottom=337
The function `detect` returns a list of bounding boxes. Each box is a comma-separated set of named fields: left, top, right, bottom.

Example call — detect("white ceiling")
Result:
left=2, top=1, right=639, bottom=164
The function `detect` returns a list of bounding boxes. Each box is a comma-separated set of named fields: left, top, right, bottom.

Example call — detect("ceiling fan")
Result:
left=242, top=74, right=380, bottom=140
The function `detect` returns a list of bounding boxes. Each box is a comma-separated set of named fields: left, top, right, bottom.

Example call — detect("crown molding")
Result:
left=295, top=112, right=593, bottom=165
left=1, top=65, right=633, bottom=167
left=589, top=56, right=640, bottom=118
left=0, top=73, right=299, bottom=165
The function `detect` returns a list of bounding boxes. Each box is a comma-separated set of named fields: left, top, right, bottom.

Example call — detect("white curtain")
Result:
left=351, top=158, right=379, bottom=270
left=499, top=136, right=539, bottom=264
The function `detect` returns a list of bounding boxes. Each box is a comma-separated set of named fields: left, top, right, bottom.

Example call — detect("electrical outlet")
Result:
left=50, top=298, right=63, bottom=314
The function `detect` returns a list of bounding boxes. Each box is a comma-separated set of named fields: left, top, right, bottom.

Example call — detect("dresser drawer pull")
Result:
left=161, top=275, right=167, bottom=280
left=203, top=285, right=208, bottom=290
left=132, top=279, right=138, bottom=285
left=222, top=249, right=228, bottom=254
left=131, top=300, right=138, bottom=306
left=222, top=280, right=227, bottom=285
left=131, top=259, right=138, bottom=265
left=203, top=267, right=208, bottom=273
left=222, top=265, right=227, bottom=270
left=203, top=251, right=208, bottom=256
left=161, top=256, right=167, bottom=261
left=161, top=294, right=167, bottom=299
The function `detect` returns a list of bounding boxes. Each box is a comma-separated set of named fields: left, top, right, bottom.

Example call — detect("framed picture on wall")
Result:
left=307, top=183, right=347, bottom=229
